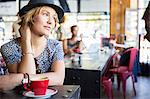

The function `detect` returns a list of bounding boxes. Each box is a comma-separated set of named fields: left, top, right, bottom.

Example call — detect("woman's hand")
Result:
left=19, top=24, right=31, bottom=42
left=19, top=24, right=33, bottom=53
left=19, top=24, right=33, bottom=57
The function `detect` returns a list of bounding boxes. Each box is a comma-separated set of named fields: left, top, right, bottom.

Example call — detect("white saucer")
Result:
left=23, top=88, right=58, bottom=98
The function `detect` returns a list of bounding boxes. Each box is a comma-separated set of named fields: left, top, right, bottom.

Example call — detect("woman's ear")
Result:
left=55, top=22, right=60, bottom=30
left=32, top=17, right=35, bottom=22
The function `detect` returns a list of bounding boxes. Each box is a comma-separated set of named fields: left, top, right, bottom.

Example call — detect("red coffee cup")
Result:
left=24, top=78, right=49, bottom=95
left=31, top=79, right=49, bottom=95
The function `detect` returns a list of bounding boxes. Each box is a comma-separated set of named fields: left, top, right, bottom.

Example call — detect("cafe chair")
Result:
left=101, top=54, right=115, bottom=99
left=109, top=47, right=138, bottom=99
left=102, top=77, right=113, bottom=99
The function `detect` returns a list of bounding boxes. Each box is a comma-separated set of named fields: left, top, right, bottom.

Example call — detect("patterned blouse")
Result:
left=1, top=38, right=64, bottom=73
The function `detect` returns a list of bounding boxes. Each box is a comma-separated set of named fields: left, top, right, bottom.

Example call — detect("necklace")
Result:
left=34, top=58, right=42, bottom=74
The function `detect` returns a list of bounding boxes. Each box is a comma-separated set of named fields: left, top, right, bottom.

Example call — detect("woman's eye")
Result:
left=53, top=15, right=58, bottom=20
left=43, top=13, right=49, bottom=17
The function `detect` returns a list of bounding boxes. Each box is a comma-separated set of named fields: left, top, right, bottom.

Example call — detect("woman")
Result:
left=0, top=0, right=65, bottom=90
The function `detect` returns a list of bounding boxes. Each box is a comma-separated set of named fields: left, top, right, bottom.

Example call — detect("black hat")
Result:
left=18, top=0, right=64, bottom=22
left=142, top=1, right=150, bottom=20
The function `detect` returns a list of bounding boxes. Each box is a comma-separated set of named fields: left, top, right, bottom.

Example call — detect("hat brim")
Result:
left=142, top=8, right=148, bottom=20
left=19, top=3, right=64, bottom=22
left=142, top=1, right=150, bottom=20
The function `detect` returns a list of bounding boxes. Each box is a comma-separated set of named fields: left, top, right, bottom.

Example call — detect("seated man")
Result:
left=63, top=25, right=83, bottom=55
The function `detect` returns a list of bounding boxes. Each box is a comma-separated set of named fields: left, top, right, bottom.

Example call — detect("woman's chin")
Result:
left=38, top=33, right=49, bottom=37
left=43, top=31, right=50, bottom=36
left=38, top=31, right=51, bottom=37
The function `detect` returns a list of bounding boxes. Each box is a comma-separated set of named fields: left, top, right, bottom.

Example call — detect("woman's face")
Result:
left=31, top=6, right=58, bottom=36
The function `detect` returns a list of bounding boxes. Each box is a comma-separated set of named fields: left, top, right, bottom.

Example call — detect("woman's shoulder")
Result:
left=47, top=39, right=60, bottom=45
left=46, top=39, right=62, bottom=50
left=1, top=38, right=20, bottom=50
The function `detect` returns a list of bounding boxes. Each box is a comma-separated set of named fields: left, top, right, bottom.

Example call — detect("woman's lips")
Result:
left=44, top=26, right=51, bottom=31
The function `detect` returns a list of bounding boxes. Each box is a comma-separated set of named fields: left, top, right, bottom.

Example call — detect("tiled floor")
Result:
left=101, top=76, right=150, bottom=99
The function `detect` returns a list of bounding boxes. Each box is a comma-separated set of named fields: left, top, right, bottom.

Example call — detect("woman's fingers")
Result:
left=19, top=25, right=31, bottom=41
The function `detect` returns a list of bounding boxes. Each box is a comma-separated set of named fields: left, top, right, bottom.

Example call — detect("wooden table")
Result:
left=0, top=85, right=81, bottom=99
left=64, top=51, right=111, bottom=98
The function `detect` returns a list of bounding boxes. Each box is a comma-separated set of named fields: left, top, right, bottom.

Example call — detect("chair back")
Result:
left=120, top=47, right=138, bottom=72
left=101, top=54, right=115, bottom=77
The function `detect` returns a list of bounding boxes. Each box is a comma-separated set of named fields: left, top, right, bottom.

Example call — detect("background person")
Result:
left=63, top=25, right=83, bottom=55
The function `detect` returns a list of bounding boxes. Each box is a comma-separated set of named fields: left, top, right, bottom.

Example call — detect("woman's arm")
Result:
left=0, top=60, right=65, bottom=91
left=30, top=60, right=65, bottom=85
left=18, top=40, right=36, bottom=74
left=17, top=25, right=36, bottom=74
left=0, top=73, right=23, bottom=91
left=2, top=50, right=36, bottom=74
left=1, top=44, right=35, bottom=74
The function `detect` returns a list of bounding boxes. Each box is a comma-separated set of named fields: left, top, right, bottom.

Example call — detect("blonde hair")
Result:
left=19, top=6, right=59, bottom=28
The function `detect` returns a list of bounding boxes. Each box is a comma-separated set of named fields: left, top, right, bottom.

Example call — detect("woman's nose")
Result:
left=47, top=16, right=54, bottom=24
left=47, top=18, right=52, bottom=24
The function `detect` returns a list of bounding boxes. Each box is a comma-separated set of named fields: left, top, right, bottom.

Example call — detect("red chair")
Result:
left=101, top=54, right=115, bottom=99
left=102, top=77, right=113, bottom=99
left=109, top=47, right=137, bottom=99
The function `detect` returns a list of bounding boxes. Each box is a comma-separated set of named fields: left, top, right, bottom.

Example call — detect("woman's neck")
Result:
left=31, top=34, right=47, bottom=52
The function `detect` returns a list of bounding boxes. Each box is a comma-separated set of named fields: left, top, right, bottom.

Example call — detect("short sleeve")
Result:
left=1, top=41, right=21, bottom=65
left=53, top=42, right=64, bottom=61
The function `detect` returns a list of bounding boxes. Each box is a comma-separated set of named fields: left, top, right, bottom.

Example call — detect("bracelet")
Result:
left=22, top=52, right=34, bottom=56
left=22, top=73, right=30, bottom=84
